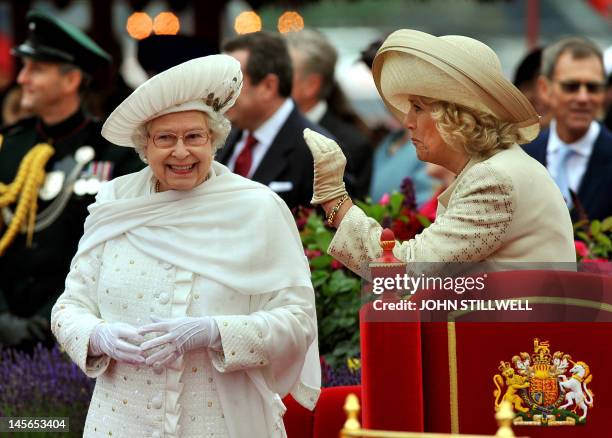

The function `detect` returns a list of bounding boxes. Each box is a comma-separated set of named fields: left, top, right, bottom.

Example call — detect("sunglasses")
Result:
left=556, top=80, right=605, bottom=94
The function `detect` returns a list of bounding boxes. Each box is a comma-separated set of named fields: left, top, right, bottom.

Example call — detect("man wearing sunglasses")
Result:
left=524, top=37, right=611, bottom=222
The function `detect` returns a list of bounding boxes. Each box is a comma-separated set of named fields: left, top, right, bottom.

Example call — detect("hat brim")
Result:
left=372, top=30, right=540, bottom=142
left=101, top=54, right=242, bottom=147
left=12, top=43, right=75, bottom=64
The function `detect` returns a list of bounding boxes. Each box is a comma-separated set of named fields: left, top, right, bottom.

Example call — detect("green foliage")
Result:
left=299, top=211, right=362, bottom=367
left=574, top=216, right=612, bottom=260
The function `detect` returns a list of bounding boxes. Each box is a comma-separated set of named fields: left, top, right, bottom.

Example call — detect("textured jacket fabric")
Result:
left=51, top=163, right=319, bottom=438
left=523, top=124, right=612, bottom=221
left=329, top=145, right=576, bottom=279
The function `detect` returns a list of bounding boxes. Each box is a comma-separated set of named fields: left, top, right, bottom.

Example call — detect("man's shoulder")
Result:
left=320, top=110, right=369, bottom=148
left=282, top=107, right=335, bottom=141
left=0, top=117, right=38, bottom=143
left=79, top=120, right=145, bottom=176
left=595, top=123, right=612, bottom=147
left=522, top=128, right=549, bottom=153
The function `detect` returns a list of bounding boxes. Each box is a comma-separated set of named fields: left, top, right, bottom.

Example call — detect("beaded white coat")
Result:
left=51, top=164, right=319, bottom=438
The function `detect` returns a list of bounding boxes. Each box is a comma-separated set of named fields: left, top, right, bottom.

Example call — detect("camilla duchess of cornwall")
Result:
left=52, top=55, right=320, bottom=438
left=304, top=29, right=575, bottom=277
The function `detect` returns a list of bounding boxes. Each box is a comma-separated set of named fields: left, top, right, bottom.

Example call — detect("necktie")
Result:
left=554, top=147, right=577, bottom=208
left=234, top=132, right=258, bottom=177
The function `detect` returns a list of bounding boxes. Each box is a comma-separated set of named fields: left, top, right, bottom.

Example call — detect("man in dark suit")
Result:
left=0, top=11, right=143, bottom=349
left=285, top=29, right=373, bottom=199
left=219, top=31, right=324, bottom=210
left=523, top=37, right=611, bottom=221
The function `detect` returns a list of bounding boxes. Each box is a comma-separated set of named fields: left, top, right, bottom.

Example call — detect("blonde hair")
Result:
left=417, top=97, right=529, bottom=158
left=130, top=110, right=231, bottom=162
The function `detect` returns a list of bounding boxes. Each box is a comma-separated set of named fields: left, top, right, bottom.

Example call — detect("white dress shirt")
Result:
left=546, top=119, right=600, bottom=193
left=304, top=100, right=327, bottom=124
left=227, top=99, right=295, bottom=178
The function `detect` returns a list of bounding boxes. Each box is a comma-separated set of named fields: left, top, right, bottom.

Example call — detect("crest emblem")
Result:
left=493, top=338, right=594, bottom=426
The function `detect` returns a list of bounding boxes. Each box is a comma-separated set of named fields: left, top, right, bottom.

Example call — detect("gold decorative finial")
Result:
left=342, top=394, right=361, bottom=433
left=495, top=401, right=515, bottom=437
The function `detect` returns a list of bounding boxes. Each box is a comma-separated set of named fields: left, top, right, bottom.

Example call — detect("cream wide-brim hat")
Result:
left=372, top=29, right=540, bottom=142
left=102, top=54, right=243, bottom=147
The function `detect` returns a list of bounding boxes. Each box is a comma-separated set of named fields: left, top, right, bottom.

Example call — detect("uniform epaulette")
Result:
left=0, top=117, right=37, bottom=138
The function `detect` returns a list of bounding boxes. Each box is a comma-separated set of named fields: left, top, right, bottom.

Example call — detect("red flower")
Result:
left=305, top=249, right=322, bottom=259
left=574, top=240, right=589, bottom=258
left=418, top=197, right=438, bottom=222
left=391, top=210, right=424, bottom=241
left=378, top=193, right=390, bottom=206
left=330, top=259, right=344, bottom=270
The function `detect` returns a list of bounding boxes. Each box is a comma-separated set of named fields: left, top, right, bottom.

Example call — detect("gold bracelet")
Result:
left=326, top=194, right=349, bottom=227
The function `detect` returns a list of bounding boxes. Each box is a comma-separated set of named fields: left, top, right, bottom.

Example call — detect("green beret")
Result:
left=12, top=10, right=111, bottom=75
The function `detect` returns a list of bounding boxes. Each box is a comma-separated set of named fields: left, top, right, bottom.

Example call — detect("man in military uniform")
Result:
left=0, top=11, right=143, bottom=349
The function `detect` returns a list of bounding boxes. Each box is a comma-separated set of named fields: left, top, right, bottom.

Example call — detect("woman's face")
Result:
left=402, top=96, right=448, bottom=166
left=144, top=111, right=213, bottom=192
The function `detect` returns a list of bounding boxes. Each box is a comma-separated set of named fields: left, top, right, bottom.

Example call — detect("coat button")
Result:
left=162, top=262, right=172, bottom=270
left=151, top=394, right=163, bottom=409
left=159, top=293, right=170, bottom=304
left=153, top=363, right=163, bottom=374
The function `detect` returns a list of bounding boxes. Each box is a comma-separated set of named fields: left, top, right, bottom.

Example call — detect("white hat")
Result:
left=373, top=30, right=540, bottom=142
left=102, top=54, right=243, bottom=147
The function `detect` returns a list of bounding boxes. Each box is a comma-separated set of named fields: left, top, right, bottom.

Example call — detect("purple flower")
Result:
left=0, top=344, right=93, bottom=431
left=400, top=177, right=416, bottom=211
left=321, top=356, right=361, bottom=387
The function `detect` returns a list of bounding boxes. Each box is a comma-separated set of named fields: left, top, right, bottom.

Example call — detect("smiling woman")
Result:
left=133, top=111, right=214, bottom=192
left=51, top=54, right=320, bottom=438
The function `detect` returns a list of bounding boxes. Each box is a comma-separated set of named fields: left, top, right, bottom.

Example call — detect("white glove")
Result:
left=303, top=128, right=348, bottom=204
left=139, top=316, right=220, bottom=368
left=88, top=322, right=145, bottom=365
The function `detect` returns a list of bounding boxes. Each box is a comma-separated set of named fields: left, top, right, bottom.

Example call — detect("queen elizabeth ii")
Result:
left=51, top=55, right=320, bottom=438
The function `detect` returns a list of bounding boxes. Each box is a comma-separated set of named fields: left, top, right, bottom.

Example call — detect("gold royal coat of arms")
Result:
left=493, top=338, right=594, bottom=426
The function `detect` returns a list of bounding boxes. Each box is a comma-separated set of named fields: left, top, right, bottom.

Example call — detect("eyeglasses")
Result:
left=150, top=130, right=211, bottom=149
left=556, top=80, right=605, bottom=94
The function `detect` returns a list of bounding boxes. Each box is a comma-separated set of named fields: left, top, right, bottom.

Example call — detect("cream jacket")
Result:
left=329, top=145, right=576, bottom=278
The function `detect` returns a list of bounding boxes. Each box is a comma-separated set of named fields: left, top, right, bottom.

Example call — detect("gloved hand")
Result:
left=303, top=128, right=348, bottom=204
left=0, top=312, right=49, bottom=346
left=139, top=316, right=220, bottom=368
left=88, top=322, right=145, bottom=365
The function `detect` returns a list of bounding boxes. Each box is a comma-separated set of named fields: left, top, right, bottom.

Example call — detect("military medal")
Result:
left=73, top=178, right=88, bottom=196
left=84, top=177, right=101, bottom=195
left=74, top=157, right=114, bottom=196
left=39, top=170, right=65, bottom=200
left=75, top=145, right=95, bottom=164
left=73, top=146, right=96, bottom=195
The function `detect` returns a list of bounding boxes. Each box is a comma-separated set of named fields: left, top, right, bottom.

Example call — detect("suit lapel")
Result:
left=217, top=129, right=242, bottom=164
left=577, top=128, right=609, bottom=203
left=251, top=108, right=299, bottom=185
left=534, top=129, right=549, bottom=167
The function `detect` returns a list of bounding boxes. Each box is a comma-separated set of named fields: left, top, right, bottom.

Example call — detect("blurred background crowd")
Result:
left=0, top=0, right=610, bottom=205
